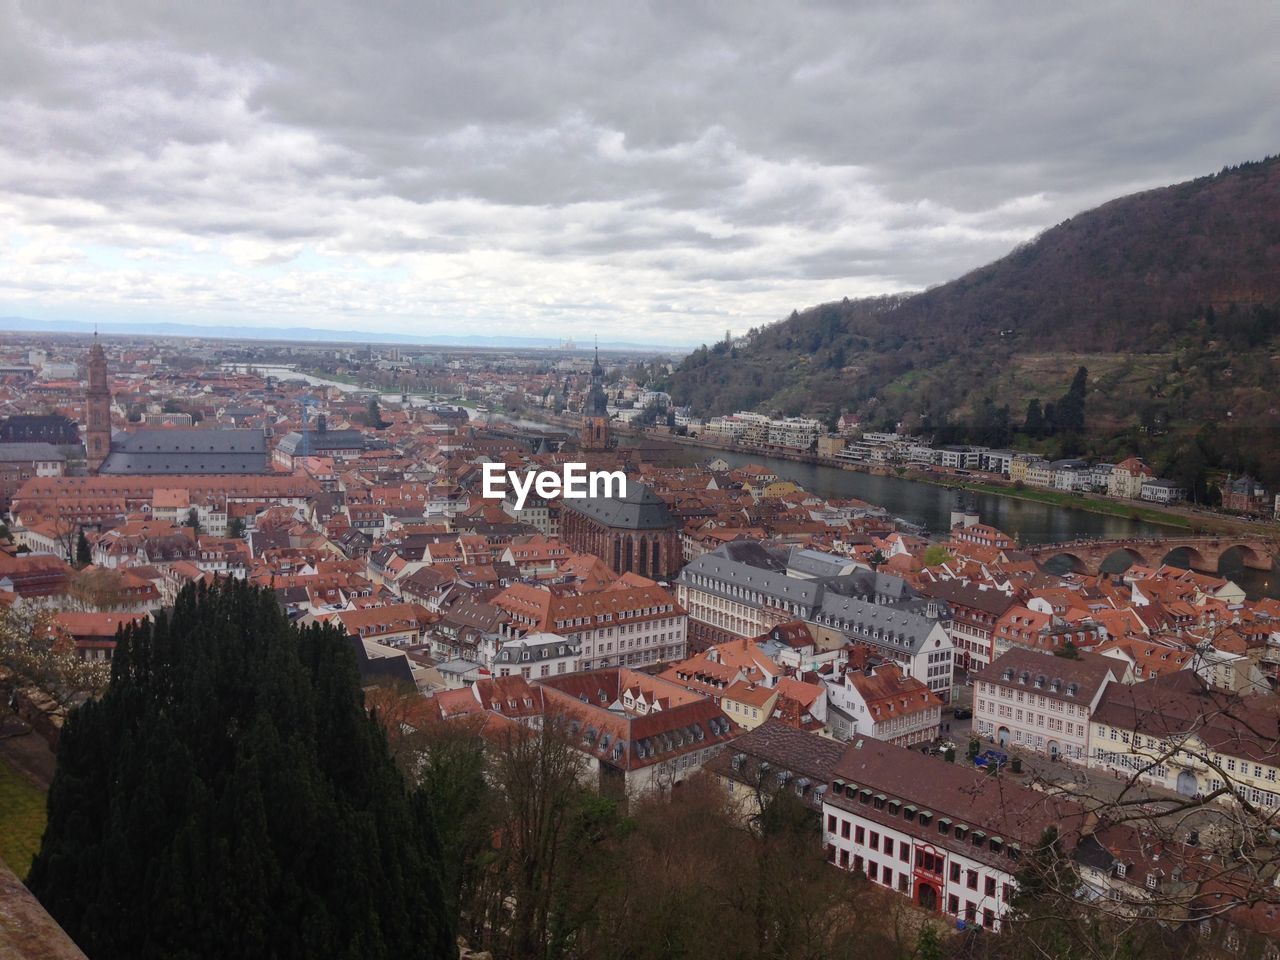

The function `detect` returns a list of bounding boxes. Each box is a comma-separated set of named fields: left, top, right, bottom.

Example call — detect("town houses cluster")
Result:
left=1, top=333, right=1278, bottom=947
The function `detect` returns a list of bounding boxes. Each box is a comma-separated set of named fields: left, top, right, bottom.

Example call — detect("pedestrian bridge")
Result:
left=1025, top=536, right=1279, bottom=576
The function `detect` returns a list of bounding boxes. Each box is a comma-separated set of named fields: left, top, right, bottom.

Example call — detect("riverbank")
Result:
left=951, top=481, right=1194, bottom=530
left=497, top=408, right=1275, bottom=536
left=946, top=481, right=1280, bottom=538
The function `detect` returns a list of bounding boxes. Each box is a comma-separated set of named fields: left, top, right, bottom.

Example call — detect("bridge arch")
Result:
left=1099, top=547, right=1150, bottom=573
left=1217, top=543, right=1264, bottom=572
left=1041, top=552, right=1091, bottom=576
left=1161, top=546, right=1207, bottom=571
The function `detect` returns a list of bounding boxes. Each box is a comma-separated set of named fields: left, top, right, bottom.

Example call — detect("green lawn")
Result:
left=957, top=481, right=1194, bottom=530
left=0, top=758, right=47, bottom=881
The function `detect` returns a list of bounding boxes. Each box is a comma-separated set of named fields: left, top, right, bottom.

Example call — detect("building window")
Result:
left=966, top=869, right=978, bottom=891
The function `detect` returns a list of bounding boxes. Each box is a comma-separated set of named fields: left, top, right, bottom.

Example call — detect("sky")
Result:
left=1, top=2, right=1278, bottom=349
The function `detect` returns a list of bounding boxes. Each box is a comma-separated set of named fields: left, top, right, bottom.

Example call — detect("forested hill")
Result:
left=669, top=155, right=1280, bottom=488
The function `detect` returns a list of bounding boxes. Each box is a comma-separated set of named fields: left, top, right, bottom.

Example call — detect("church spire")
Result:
left=579, top=335, right=614, bottom=451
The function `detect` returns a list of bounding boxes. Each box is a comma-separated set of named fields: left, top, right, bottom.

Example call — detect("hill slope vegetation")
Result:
left=670, top=156, right=1280, bottom=490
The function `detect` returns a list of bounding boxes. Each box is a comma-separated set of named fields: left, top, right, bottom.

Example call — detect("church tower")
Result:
left=579, top=345, right=615, bottom=452
left=85, top=337, right=111, bottom=474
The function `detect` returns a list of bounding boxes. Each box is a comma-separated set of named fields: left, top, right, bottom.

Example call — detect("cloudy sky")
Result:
left=2, top=2, right=1277, bottom=347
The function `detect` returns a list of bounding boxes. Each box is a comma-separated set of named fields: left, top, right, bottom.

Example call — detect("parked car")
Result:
left=952, top=706, right=972, bottom=720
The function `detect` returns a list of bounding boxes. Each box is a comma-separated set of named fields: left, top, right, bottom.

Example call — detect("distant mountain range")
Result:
left=668, top=155, right=1280, bottom=490
left=0, top=316, right=686, bottom=353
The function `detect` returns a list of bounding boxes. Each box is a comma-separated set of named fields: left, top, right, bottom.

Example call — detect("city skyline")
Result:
left=2, top=2, right=1278, bottom=346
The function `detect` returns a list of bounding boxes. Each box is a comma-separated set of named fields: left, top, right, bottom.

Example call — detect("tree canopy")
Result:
left=28, top=578, right=454, bottom=960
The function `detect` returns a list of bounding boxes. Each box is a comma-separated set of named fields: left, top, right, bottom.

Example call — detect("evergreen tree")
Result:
left=29, top=579, right=454, bottom=960
left=1023, top=398, right=1045, bottom=437
left=75, top=528, right=92, bottom=567
left=1042, top=401, right=1057, bottom=435
left=1054, top=366, right=1089, bottom=435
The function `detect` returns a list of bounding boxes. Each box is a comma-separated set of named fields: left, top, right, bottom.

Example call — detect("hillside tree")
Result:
left=28, top=579, right=455, bottom=960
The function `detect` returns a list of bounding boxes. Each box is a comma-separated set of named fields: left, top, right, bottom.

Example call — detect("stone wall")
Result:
left=0, top=856, right=87, bottom=960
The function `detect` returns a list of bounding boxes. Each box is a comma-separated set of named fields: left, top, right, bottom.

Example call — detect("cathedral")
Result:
left=579, top=346, right=615, bottom=452
left=560, top=481, right=682, bottom=581
left=83, top=341, right=271, bottom=476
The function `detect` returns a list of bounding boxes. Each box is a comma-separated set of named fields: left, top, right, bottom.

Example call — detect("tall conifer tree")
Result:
left=29, top=579, right=454, bottom=960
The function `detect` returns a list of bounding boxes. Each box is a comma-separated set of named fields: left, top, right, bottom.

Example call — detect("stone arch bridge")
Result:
left=1025, top=536, right=1280, bottom=576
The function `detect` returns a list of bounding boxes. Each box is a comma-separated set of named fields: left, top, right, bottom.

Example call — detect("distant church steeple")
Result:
left=579, top=341, right=615, bottom=452
left=85, top=335, right=112, bottom=474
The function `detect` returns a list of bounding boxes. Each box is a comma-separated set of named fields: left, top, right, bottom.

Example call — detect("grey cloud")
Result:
left=1, top=0, right=1277, bottom=343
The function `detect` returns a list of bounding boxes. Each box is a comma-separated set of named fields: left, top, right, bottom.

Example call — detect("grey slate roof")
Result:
left=823, top=568, right=917, bottom=603
left=815, top=593, right=939, bottom=656
left=0, top=414, right=80, bottom=445
left=275, top=429, right=380, bottom=457
left=100, top=428, right=270, bottom=475
left=785, top=547, right=857, bottom=578
left=496, top=632, right=580, bottom=665
left=560, top=481, right=675, bottom=530
left=680, top=543, right=917, bottom=622
left=677, top=546, right=826, bottom=612
left=0, top=442, right=65, bottom=462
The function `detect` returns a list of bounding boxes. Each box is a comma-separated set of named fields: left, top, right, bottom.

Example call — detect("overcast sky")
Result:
left=2, top=1, right=1277, bottom=347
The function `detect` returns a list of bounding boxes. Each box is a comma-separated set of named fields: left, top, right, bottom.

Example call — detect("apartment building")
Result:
left=825, top=663, right=942, bottom=746
left=972, top=649, right=1123, bottom=761
left=823, top=737, right=1084, bottom=931
left=917, top=579, right=1015, bottom=670
left=493, top=632, right=581, bottom=679
left=1088, top=671, right=1280, bottom=810
left=812, top=593, right=955, bottom=702
left=494, top=582, right=688, bottom=670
